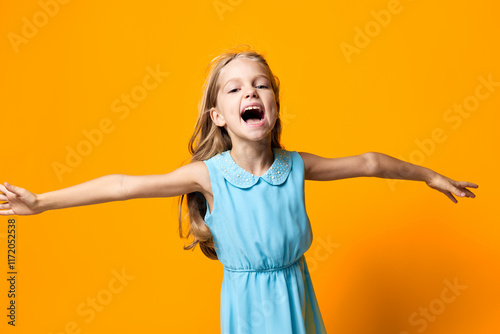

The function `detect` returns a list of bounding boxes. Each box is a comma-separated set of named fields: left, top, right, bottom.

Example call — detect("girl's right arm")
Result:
left=0, top=161, right=208, bottom=216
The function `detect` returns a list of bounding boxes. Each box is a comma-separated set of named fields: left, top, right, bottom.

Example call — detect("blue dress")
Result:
left=203, top=147, right=327, bottom=334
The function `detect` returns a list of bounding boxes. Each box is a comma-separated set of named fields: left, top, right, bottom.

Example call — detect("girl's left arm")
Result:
left=299, top=151, right=478, bottom=203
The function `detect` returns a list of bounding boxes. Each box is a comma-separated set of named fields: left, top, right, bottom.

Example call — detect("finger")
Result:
left=0, top=209, right=14, bottom=216
left=4, top=182, right=23, bottom=196
left=0, top=203, right=10, bottom=209
left=444, top=191, right=458, bottom=203
left=0, top=194, right=7, bottom=201
left=448, top=185, right=466, bottom=198
left=456, top=181, right=479, bottom=189
left=0, top=183, right=11, bottom=195
left=460, top=188, right=476, bottom=198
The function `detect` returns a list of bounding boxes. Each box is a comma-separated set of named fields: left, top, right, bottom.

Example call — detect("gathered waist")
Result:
left=223, top=255, right=303, bottom=273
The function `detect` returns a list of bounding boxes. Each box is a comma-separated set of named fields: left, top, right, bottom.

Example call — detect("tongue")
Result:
left=246, top=118, right=261, bottom=124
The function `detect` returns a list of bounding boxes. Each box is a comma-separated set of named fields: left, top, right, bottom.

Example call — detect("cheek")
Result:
left=267, top=98, right=278, bottom=113
left=218, top=95, right=236, bottom=109
left=266, top=92, right=278, bottom=106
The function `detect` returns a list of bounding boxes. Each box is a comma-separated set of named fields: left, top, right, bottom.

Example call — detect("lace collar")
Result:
left=212, top=148, right=293, bottom=188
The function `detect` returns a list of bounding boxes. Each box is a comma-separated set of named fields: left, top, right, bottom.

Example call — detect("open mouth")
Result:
left=241, top=105, right=265, bottom=125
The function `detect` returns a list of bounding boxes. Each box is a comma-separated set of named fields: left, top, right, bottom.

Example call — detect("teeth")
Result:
left=244, top=105, right=261, bottom=112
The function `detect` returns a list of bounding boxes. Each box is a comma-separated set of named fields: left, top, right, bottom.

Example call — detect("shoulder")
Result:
left=202, top=152, right=223, bottom=163
left=185, top=160, right=210, bottom=174
left=189, top=152, right=229, bottom=197
left=200, top=150, right=229, bottom=168
left=282, top=149, right=302, bottom=167
left=297, top=151, right=316, bottom=165
left=173, top=160, right=211, bottom=195
left=191, top=160, right=211, bottom=188
left=297, top=151, right=315, bottom=179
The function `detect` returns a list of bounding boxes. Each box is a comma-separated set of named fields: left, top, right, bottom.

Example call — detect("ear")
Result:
left=210, top=107, right=226, bottom=127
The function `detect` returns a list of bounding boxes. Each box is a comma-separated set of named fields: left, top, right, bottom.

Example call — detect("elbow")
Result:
left=363, top=152, right=380, bottom=177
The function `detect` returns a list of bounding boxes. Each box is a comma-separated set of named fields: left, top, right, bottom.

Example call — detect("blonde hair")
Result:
left=177, top=45, right=284, bottom=260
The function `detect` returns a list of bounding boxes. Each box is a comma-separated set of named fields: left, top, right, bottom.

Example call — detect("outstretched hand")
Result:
left=425, top=173, right=478, bottom=203
left=0, top=182, right=43, bottom=216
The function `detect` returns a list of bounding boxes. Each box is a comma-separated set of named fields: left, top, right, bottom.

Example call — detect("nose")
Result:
left=245, top=86, right=259, bottom=98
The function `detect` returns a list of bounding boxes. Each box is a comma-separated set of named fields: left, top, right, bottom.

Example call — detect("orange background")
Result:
left=1, top=0, right=499, bottom=333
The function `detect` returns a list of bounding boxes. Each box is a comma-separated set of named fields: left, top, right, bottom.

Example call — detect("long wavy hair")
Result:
left=177, top=46, right=284, bottom=260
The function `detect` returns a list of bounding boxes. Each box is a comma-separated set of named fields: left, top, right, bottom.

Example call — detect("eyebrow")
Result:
left=223, top=74, right=270, bottom=89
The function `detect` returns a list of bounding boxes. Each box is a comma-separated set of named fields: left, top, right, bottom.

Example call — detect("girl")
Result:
left=0, top=47, right=478, bottom=334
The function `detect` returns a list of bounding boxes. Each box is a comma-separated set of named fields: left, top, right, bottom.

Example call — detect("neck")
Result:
left=230, top=140, right=274, bottom=177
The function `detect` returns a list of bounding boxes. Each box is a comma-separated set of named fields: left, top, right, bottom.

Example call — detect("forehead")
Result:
left=219, top=58, right=269, bottom=86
